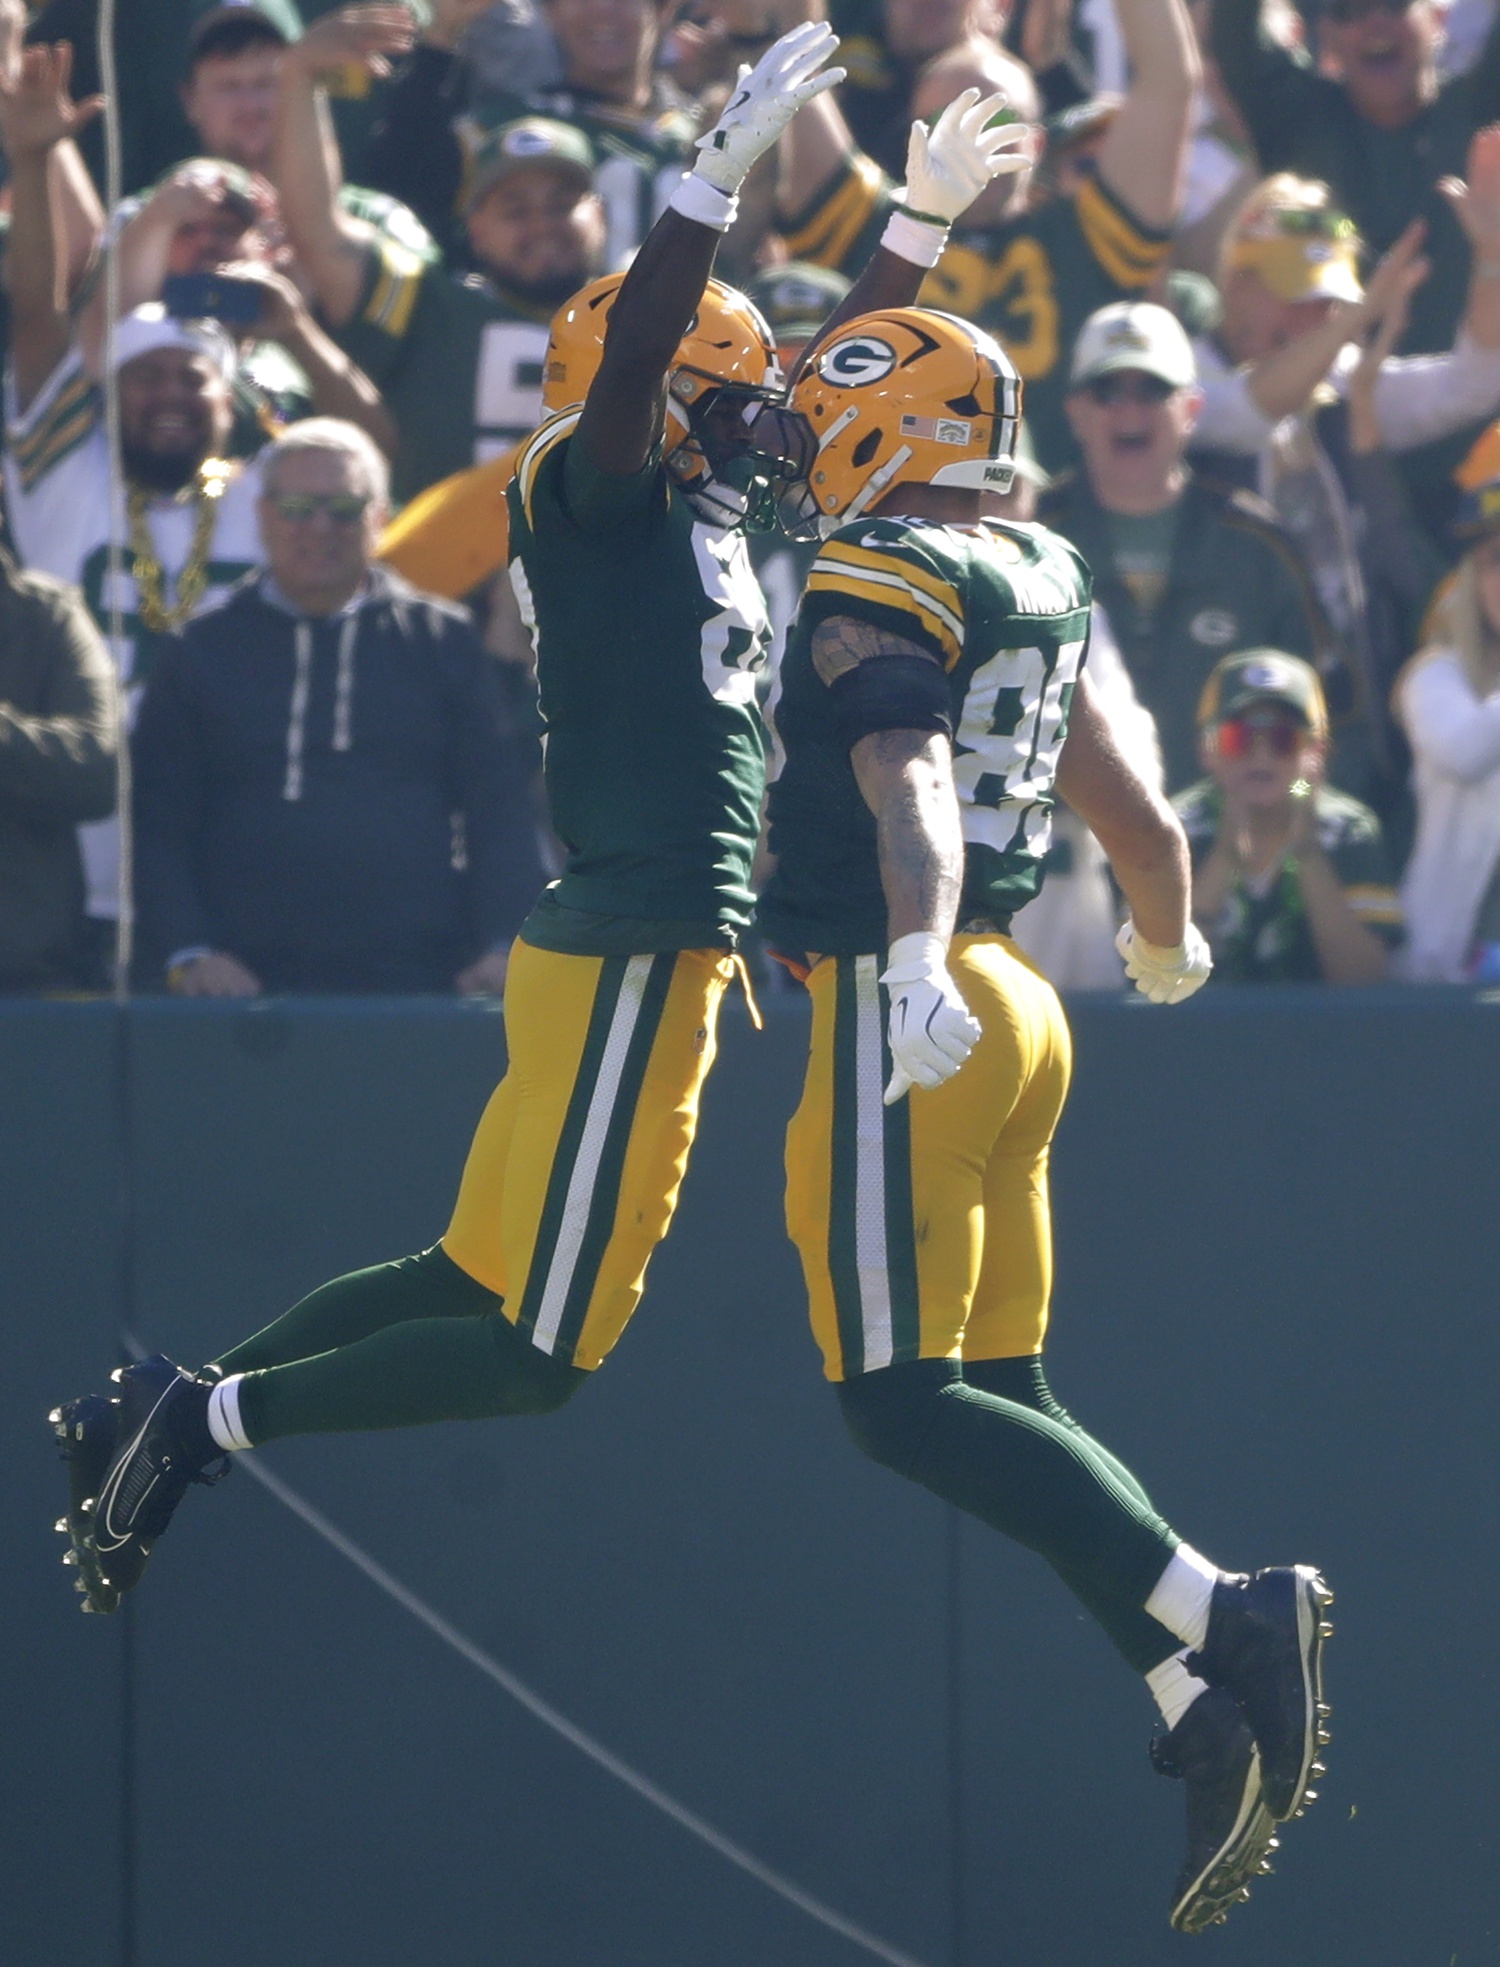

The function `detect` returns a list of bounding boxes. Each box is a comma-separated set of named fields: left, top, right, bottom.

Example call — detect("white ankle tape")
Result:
left=668, top=172, right=740, bottom=232
left=1145, top=1649, right=1210, bottom=1732
left=1144, top=1543, right=1220, bottom=1650
left=207, top=1374, right=253, bottom=1452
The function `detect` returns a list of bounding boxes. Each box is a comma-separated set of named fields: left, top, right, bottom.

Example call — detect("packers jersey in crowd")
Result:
left=780, top=159, right=1170, bottom=471
left=505, top=415, right=771, bottom=953
left=479, top=81, right=698, bottom=268
left=337, top=237, right=554, bottom=504
left=762, top=515, right=1092, bottom=958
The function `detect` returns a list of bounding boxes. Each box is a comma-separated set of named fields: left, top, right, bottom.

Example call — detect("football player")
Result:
left=50, top=32, right=1026, bottom=1614
left=759, top=308, right=1333, bottom=1933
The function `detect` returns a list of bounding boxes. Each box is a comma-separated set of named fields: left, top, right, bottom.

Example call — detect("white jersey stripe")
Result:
left=528, top=955, right=654, bottom=1355
left=852, top=954, right=894, bottom=1372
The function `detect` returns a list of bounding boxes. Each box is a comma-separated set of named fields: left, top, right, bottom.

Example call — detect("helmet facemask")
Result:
left=668, top=372, right=818, bottom=534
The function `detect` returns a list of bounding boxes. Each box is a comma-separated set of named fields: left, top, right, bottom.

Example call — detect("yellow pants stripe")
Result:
left=443, top=939, right=732, bottom=1369
left=787, top=936, right=1072, bottom=1381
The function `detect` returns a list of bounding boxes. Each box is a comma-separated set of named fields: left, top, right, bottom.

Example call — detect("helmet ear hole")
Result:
left=852, top=427, right=883, bottom=468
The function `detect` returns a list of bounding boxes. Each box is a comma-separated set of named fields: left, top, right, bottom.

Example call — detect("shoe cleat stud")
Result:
left=1310, top=1760, right=1326, bottom=1777
left=1318, top=1620, right=1335, bottom=1639
left=47, top=1406, right=63, bottom=1426
left=1317, top=1701, right=1332, bottom=1718
left=81, top=1498, right=94, bottom=1515
left=54, top=1517, right=69, bottom=1534
left=1267, top=1837, right=1280, bottom=1852
left=81, top=1600, right=103, bottom=1614
left=1317, top=1727, right=1332, bottom=1746
left=1303, top=1789, right=1319, bottom=1806
left=109, top=1367, right=125, bottom=1384
left=1258, top=1861, right=1274, bottom=1875
left=73, top=1578, right=88, bottom=1593
left=61, top=1549, right=78, bottom=1566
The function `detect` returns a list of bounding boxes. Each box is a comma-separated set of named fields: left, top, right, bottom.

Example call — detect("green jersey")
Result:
left=338, top=235, right=551, bottom=504
left=761, top=516, right=1092, bottom=957
left=507, top=414, right=771, bottom=955
left=781, top=159, right=1170, bottom=473
left=478, top=80, right=698, bottom=266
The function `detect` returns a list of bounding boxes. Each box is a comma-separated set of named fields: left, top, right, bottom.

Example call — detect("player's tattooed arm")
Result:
left=810, top=616, right=937, bottom=684
left=851, top=726, right=965, bottom=942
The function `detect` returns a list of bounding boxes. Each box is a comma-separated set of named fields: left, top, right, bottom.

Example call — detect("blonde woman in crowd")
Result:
left=1396, top=469, right=1500, bottom=981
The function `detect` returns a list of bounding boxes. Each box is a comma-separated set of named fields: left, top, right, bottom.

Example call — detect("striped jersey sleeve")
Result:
left=1072, top=172, right=1172, bottom=291
left=335, top=235, right=431, bottom=385
left=801, top=525, right=965, bottom=671
left=779, top=153, right=893, bottom=279
left=6, top=353, right=100, bottom=495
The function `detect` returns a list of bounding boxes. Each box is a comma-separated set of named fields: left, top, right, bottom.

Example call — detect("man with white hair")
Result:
left=131, top=417, right=549, bottom=996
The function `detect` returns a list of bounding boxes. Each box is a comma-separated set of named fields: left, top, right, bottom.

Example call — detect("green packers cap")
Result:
left=743, top=262, right=851, bottom=346
left=1196, top=649, right=1329, bottom=736
left=463, top=118, right=596, bottom=212
left=1070, top=300, right=1196, bottom=390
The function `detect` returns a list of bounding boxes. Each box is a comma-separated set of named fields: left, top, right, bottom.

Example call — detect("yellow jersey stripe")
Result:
left=814, top=541, right=965, bottom=642
left=1075, top=176, right=1170, bottom=290
left=781, top=155, right=885, bottom=269
left=516, top=410, right=582, bottom=524
left=364, top=242, right=426, bottom=338
left=11, top=371, right=96, bottom=468
left=807, top=568, right=961, bottom=666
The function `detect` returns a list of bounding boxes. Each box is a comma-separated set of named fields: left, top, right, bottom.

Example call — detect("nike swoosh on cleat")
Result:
left=93, top=1376, right=181, bottom=1550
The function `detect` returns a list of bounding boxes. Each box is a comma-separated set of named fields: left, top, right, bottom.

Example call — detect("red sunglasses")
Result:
left=1215, top=716, right=1304, bottom=759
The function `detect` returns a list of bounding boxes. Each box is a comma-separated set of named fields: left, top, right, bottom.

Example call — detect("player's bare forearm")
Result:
left=852, top=728, right=965, bottom=943
left=577, top=208, right=722, bottom=478
left=1296, top=846, right=1390, bottom=983
left=1056, top=672, right=1189, bottom=946
left=1097, top=0, right=1200, bottom=230
left=284, top=311, right=399, bottom=456
left=791, top=245, right=928, bottom=384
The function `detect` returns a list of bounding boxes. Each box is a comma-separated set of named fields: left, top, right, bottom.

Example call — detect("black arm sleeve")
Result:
left=828, top=654, right=954, bottom=749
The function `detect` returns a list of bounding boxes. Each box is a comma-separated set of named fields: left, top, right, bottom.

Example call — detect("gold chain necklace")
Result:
left=127, top=459, right=234, bottom=633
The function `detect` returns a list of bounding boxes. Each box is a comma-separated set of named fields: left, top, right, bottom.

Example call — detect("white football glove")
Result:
left=880, top=932, right=984, bottom=1104
left=689, top=21, right=845, bottom=196
left=903, top=86, right=1034, bottom=223
left=1115, top=919, right=1213, bottom=1005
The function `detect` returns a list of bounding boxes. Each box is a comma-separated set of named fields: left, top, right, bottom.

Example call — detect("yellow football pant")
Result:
left=444, top=938, right=734, bottom=1371
left=785, top=934, right=1072, bottom=1381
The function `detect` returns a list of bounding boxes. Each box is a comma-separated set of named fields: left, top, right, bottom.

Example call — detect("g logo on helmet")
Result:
left=817, top=335, right=898, bottom=386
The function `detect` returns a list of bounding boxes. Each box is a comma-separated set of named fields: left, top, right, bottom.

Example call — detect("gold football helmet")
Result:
left=786, top=308, right=1022, bottom=529
left=542, top=273, right=808, bottom=526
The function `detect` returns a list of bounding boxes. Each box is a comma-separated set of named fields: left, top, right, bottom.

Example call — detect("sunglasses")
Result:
left=1082, top=372, right=1176, bottom=406
left=1250, top=207, right=1359, bottom=241
left=267, top=493, right=371, bottom=525
left=1214, top=715, right=1305, bottom=759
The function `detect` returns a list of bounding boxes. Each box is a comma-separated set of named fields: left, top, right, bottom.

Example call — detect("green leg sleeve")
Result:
left=839, top=1360, right=1181, bottom=1674
left=236, top=1307, right=586, bottom=1443
left=964, top=1355, right=1157, bottom=1513
left=215, top=1246, right=491, bottom=1376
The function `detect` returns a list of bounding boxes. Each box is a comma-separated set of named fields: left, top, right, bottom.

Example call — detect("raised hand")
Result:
left=690, top=19, right=844, bottom=195
left=905, top=86, right=1034, bottom=224
left=1439, top=123, right=1500, bottom=260
left=291, top=3, right=416, bottom=81
left=0, top=41, right=104, bottom=161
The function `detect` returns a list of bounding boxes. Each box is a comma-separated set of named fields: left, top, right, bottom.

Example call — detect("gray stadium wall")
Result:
left=3, top=990, right=1497, bottom=1967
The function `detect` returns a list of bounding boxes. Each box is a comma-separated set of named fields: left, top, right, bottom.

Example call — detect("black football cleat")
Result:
left=88, top=1355, right=229, bottom=1603
left=1153, top=1686, right=1279, bottom=1935
left=1190, top=1566, right=1333, bottom=1822
left=49, top=1394, right=124, bottom=1614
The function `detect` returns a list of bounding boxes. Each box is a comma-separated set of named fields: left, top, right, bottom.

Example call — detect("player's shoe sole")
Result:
left=1153, top=1686, right=1280, bottom=1935
left=49, top=1394, right=123, bottom=1614
left=1192, top=1565, right=1333, bottom=1822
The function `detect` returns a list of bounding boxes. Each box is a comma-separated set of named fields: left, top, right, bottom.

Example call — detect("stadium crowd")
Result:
left=4, top=0, right=1500, bottom=994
